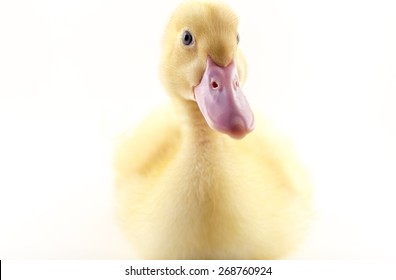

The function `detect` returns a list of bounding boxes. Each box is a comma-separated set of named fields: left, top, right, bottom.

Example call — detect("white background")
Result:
left=0, top=0, right=395, bottom=259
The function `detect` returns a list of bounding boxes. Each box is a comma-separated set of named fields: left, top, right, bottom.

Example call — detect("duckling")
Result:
left=114, top=0, right=312, bottom=259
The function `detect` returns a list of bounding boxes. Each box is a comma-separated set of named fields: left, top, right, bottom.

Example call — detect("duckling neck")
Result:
left=173, top=99, right=229, bottom=192
left=174, top=99, right=224, bottom=147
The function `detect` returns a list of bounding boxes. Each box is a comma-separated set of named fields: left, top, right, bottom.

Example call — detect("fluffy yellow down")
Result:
left=114, top=0, right=312, bottom=259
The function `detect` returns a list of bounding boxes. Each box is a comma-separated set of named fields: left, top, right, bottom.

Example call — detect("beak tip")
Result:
left=222, top=116, right=254, bottom=139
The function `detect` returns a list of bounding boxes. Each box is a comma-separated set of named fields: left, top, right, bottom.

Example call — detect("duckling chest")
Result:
left=160, top=142, right=238, bottom=221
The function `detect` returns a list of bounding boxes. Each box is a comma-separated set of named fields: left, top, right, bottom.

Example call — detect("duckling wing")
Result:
left=113, top=104, right=181, bottom=183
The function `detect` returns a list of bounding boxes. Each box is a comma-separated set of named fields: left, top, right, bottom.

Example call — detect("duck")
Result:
left=114, top=0, right=312, bottom=259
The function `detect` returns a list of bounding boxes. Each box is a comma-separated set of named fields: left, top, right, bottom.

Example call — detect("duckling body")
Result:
left=114, top=1, right=311, bottom=259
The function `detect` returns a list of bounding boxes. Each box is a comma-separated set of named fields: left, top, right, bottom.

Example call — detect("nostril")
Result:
left=211, top=81, right=219, bottom=89
left=234, top=80, right=239, bottom=88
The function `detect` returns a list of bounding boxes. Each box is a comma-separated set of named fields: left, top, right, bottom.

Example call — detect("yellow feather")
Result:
left=114, top=0, right=312, bottom=259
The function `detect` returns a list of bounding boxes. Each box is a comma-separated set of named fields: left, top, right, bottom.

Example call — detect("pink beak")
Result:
left=193, top=57, right=255, bottom=139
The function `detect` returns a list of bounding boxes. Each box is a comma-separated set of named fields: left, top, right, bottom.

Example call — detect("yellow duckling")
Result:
left=114, top=0, right=311, bottom=259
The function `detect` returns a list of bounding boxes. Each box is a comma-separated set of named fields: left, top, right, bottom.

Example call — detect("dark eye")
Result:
left=237, top=33, right=240, bottom=44
left=182, top=30, right=194, bottom=46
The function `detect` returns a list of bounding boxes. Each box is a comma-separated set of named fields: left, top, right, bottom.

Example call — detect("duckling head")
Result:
left=160, top=1, right=255, bottom=139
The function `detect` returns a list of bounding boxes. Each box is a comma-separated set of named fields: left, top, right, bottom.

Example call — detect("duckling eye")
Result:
left=237, top=33, right=240, bottom=44
left=182, top=30, right=194, bottom=46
